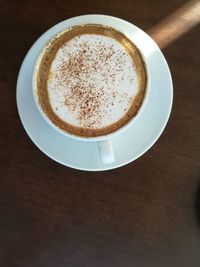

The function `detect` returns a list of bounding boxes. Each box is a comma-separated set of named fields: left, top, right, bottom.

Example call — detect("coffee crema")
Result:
left=36, top=24, right=147, bottom=137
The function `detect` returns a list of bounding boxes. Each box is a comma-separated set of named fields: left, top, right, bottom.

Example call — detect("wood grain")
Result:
left=0, top=0, right=200, bottom=266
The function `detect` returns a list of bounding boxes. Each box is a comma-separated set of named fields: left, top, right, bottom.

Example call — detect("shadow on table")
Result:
left=195, top=184, right=200, bottom=226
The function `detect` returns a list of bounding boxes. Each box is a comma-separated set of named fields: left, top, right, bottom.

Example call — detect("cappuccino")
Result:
left=35, top=24, right=147, bottom=137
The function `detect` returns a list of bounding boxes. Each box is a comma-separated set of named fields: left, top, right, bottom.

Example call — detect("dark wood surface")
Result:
left=1, top=0, right=200, bottom=266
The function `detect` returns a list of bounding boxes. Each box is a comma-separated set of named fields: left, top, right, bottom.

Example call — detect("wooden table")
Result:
left=1, top=0, right=200, bottom=266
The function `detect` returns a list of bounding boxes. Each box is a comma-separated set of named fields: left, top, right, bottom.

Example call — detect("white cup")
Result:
left=32, top=15, right=150, bottom=164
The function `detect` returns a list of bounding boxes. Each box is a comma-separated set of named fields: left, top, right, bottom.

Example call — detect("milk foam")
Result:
left=47, top=33, right=138, bottom=129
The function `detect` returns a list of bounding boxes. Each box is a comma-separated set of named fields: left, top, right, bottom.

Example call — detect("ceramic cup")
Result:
left=32, top=15, right=150, bottom=164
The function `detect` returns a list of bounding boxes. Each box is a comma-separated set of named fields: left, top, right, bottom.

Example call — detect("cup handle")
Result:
left=97, top=140, right=115, bottom=164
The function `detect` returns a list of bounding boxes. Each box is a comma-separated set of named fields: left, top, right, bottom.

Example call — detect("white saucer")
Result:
left=16, top=15, right=173, bottom=171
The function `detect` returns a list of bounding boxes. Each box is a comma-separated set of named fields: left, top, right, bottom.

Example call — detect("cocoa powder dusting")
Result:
left=53, top=35, right=132, bottom=128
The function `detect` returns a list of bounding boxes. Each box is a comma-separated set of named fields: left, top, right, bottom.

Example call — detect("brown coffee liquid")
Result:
left=36, top=24, right=147, bottom=137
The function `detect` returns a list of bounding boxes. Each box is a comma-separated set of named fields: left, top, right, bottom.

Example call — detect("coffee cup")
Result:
left=32, top=15, right=150, bottom=164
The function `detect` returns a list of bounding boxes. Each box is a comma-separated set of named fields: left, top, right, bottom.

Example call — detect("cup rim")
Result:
left=32, top=15, right=150, bottom=142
